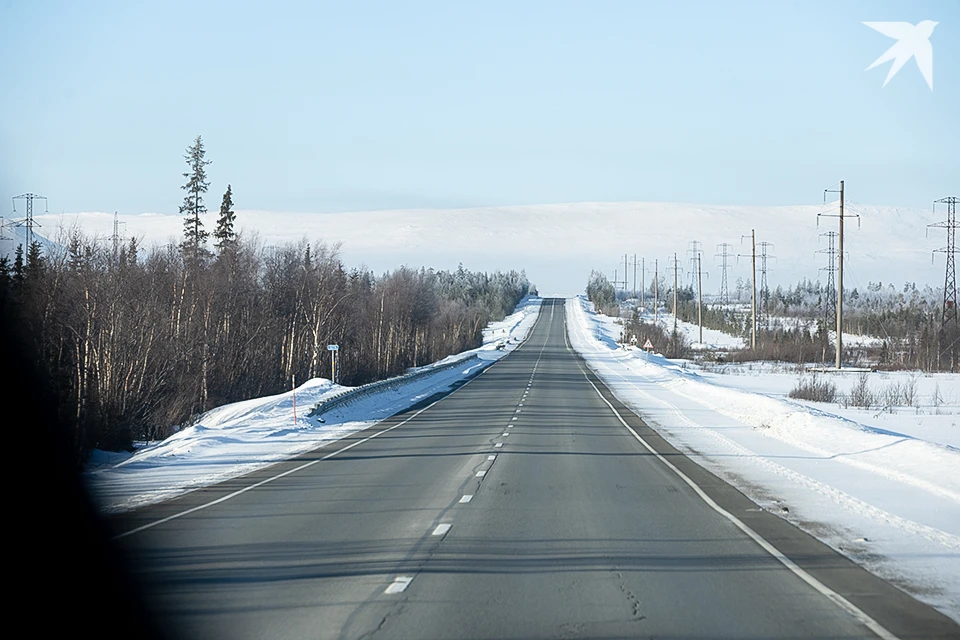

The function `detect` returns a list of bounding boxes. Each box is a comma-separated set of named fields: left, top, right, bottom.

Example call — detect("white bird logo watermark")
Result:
left=863, top=20, right=937, bottom=90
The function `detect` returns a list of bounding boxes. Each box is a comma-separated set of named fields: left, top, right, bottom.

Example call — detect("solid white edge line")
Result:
left=384, top=576, right=414, bottom=594
left=570, top=325, right=899, bottom=640
left=432, top=523, right=452, bottom=536
left=113, top=301, right=551, bottom=540
left=459, top=494, right=473, bottom=503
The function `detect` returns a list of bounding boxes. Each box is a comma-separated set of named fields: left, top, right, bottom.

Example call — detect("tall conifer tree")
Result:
left=180, top=135, right=212, bottom=262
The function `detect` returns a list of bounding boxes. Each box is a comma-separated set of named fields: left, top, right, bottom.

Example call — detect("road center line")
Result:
left=475, top=470, right=486, bottom=477
left=432, top=524, right=452, bottom=536
left=494, top=442, right=504, bottom=448
left=459, top=494, right=473, bottom=503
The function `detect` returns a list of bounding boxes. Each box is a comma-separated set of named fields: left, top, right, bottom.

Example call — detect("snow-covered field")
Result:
left=567, top=296, right=960, bottom=622
left=84, top=297, right=542, bottom=514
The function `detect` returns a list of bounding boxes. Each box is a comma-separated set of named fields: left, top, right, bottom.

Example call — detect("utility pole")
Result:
left=328, top=344, right=340, bottom=384
left=697, top=252, right=704, bottom=344
left=654, top=259, right=659, bottom=324
left=716, top=243, right=733, bottom=304
left=11, top=193, right=48, bottom=249
left=624, top=254, right=629, bottom=299
left=757, top=242, right=776, bottom=328
left=670, top=253, right=681, bottom=334
left=929, top=196, right=959, bottom=330
left=641, top=258, right=646, bottom=309
left=739, top=231, right=757, bottom=350
left=632, top=254, right=638, bottom=300
left=820, top=181, right=858, bottom=369
left=751, top=232, right=756, bottom=349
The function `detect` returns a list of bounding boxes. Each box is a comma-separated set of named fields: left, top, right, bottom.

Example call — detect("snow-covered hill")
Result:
left=36, top=200, right=947, bottom=294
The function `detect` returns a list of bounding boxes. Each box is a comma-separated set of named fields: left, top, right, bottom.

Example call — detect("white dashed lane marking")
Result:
left=476, top=470, right=487, bottom=477
left=385, top=576, right=414, bottom=594
left=459, top=494, right=473, bottom=503
left=432, top=524, right=452, bottom=536
left=495, top=442, right=504, bottom=448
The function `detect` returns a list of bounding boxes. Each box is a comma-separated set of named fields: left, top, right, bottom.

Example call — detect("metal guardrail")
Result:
left=307, top=351, right=492, bottom=420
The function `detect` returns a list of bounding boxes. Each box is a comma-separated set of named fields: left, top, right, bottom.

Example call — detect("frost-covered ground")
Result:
left=628, top=302, right=882, bottom=351
left=628, top=302, right=745, bottom=350
left=84, top=297, right=542, bottom=514
left=567, top=296, right=960, bottom=622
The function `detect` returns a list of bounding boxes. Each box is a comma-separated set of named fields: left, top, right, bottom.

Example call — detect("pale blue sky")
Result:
left=1, top=0, right=957, bottom=214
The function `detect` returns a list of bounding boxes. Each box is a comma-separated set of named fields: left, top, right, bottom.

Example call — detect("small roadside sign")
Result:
left=327, top=344, right=339, bottom=351
left=643, top=339, right=654, bottom=352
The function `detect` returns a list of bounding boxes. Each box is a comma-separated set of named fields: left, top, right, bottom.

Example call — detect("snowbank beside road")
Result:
left=85, top=297, right=542, bottom=513
left=567, top=296, right=960, bottom=622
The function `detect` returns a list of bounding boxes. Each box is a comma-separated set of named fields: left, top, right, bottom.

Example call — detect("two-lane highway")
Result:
left=115, top=299, right=959, bottom=639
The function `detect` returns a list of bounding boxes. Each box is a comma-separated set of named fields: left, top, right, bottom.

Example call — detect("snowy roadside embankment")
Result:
left=85, top=297, right=542, bottom=514
left=567, top=296, right=960, bottom=622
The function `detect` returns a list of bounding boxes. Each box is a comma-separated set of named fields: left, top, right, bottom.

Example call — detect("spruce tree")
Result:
left=180, top=135, right=212, bottom=262
left=214, top=184, right=236, bottom=254
left=12, top=244, right=24, bottom=287
left=0, top=255, right=10, bottom=309
left=25, top=240, right=44, bottom=279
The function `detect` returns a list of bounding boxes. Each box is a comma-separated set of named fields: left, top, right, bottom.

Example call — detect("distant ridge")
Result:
left=35, top=201, right=943, bottom=295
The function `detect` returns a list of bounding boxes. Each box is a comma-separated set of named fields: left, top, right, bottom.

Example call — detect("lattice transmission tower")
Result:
left=11, top=193, right=48, bottom=249
left=715, top=243, right=733, bottom=304
left=686, top=241, right=702, bottom=295
left=817, top=231, right=838, bottom=327
left=929, top=196, right=959, bottom=329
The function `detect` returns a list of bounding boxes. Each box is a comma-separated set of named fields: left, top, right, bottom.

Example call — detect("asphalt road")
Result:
left=114, top=298, right=959, bottom=640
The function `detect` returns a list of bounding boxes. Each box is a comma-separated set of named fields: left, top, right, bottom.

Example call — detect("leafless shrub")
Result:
left=789, top=375, right=838, bottom=403
left=845, top=372, right=876, bottom=408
